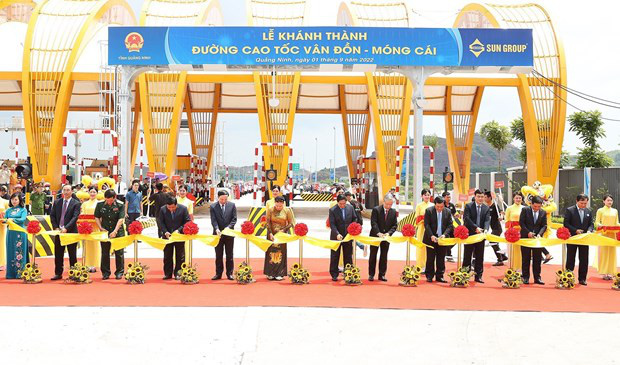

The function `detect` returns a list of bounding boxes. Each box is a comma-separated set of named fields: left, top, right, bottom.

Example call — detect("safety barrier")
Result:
left=62, top=129, right=118, bottom=184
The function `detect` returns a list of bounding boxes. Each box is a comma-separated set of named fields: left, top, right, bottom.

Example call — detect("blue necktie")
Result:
left=437, top=211, right=442, bottom=236
left=341, top=207, right=345, bottom=220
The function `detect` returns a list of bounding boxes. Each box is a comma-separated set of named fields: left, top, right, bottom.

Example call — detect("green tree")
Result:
left=568, top=110, right=612, bottom=168
left=423, top=134, right=438, bottom=150
left=480, top=120, right=512, bottom=172
left=510, top=117, right=527, bottom=169
left=559, top=150, right=571, bottom=168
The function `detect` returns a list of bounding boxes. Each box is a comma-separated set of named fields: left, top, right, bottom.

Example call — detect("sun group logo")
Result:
left=469, top=38, right=484, bottom=58
left=125, top=32, right=144, bottom=52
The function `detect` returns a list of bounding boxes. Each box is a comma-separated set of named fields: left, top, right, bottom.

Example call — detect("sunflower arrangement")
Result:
left=501, top=268, right=523, bottom=289
left=399, top=265, right=422, bottom=287
left=65, top=263, right=92, bottom=284
left=234, top=261, right=255, bottom=284
left=448, top=266, right=473, bottom=288
left=288, top=263, right=310, bottom=284
left=124, top=262, right=149, bottom=284
left=555, top=269, right=575, bottom=289
left=344, top=263, right=362, bottom=285
left=179, top=262, right=199, bottom=284
left=19, top=262, right=42, bottom=284
left=612, top=273, right=620, bottom=291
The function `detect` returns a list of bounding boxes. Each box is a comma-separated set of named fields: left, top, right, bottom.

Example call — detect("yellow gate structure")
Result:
left=4, top=0, right=565, bottom=205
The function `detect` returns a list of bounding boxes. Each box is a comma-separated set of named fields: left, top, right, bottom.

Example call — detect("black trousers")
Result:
left=100, top=241, right=125, bottom=277
left=566, top=244, right=589, bottom=281
left=163, top=241, right=185, bottom=277
left=54, top=237, right=77, bottom=276
left=426, top=242, right=446, bottom=279
left=215, top=235, right=234, bottom=276
left=368, top=241, right=390, bottom=277
left=521, top=246, right=543, bottom=280
left=330, top=240, right=353, bottom=279
left=463, top=240, right=485, bottom=277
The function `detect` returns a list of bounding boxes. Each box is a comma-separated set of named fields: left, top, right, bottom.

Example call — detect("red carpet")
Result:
left=1, top=258, right=619, bottom=312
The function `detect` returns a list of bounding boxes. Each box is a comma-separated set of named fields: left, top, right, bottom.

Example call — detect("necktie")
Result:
left=534, top=211, right=538, bottom=222
left=59, top=199, right=69, bottom=227
left=221, top=204, right=225, bottom=215
left=171, top=210, right=175, bottom=220
left=437, top=211, right=442, bottom=236
left=342, top=207, right=345, bottom=220
left=476, top=205, right=481, bottom=227
left=579, top=208, right=584, bottom=224
left=384, top=209, right=388, bottom=222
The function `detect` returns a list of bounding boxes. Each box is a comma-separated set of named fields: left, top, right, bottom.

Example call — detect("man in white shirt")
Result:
left=115, top=174, right=128, bottom=202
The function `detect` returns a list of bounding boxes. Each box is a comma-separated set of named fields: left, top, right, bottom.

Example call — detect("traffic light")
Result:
left=15, top=163, right=32, bottom=179
left=442, top=171, right=454, bottom=184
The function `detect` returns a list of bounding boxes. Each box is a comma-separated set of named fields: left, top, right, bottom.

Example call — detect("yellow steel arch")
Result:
left=454, top=3, right=567, bottom=186
left=22, top=0, right=135, bottom=187
left=138, top=0, right=223, bottom=180
left=339, top=0, right=412, bottom=198
left=248, top=0, right=306, bottom=189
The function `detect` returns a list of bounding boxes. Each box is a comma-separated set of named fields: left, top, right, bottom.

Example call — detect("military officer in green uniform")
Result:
left=30, top=182, right=47, bottom=215
left=94, top=189, right=126, bottom=280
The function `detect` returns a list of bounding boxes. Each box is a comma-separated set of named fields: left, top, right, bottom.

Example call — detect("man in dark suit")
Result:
left=484, top=190, right=508, bottom=266
left=424, top=196, right=454, bottom=282
left=50, top=183, right=81, bottom=280
left=462, top=189, right=490, bottom=283
left=442, top=191, right=460, bottom=262
left=157, top=196, right=190, bottom=280
left=328, top=194, right=356, bottom=281
left=210, top=190, right=237, bottom=280
left=563, top=194, right=594, bottom=285
left=519, top=196, right=548, bottom=285
left=368, top=194, right=398, bottom=281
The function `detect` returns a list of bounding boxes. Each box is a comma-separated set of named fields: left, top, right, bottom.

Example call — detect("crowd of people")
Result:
left=0, top=169, right=618, bottom=286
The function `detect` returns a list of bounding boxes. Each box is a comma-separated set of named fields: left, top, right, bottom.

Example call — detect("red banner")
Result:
left=494, top=180, right=505, bottom=189
left=458, top=194, right=468, bottom=202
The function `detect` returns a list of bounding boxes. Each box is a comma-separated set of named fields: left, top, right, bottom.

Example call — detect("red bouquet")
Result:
left=556, top=227, right=571, bottom=240
left=77, top=221, right=93, bottom=235
left=454, top=225, right=469, bottom=240
left=347, top=222, right=362, bottom=236
left=241, top=221, right=255, bottom=235
left=183, top=221, right=199, bottom=235
left=128, top=221, right=143, bottom=235
left=294, top=223, right=308, bottom=237
left=401, top=223, right=415, bottom=237
left=27, top=220, right=41, bottom=234
left=616, top=231, right=620, bottom=241
left=505, top=227, right=521, bottom=243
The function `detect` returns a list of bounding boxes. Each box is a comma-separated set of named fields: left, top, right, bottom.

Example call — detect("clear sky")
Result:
left=1, top=0, right=619, bottom=171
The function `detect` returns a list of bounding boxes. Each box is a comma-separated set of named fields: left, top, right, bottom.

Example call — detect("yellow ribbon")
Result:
left=343, top=234, right=432, bottom=249
left=274, top=233, right=341, bottom=251
left=438, top=233, right=487, bottom=246
left=6, top=219, right=28, bottom=233
left=437, top=232, right=620, bottom=248
left=170, top=232, right=220, bottom=247
left=222, top=228, right=273, bottom=252
left=107, top=234, right=168, bottom=251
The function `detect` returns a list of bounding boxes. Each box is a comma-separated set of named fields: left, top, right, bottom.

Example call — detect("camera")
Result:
left=4, top=128, right=8, bottom=133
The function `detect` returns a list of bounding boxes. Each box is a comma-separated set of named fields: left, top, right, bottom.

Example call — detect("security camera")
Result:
left=4, top=128, right=8, bottom=133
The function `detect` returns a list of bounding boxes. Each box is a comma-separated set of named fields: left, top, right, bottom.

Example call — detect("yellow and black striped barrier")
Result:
left=247, top=207, right=267, bottom=237
left=300, top=193, right=333, bottom=202
left=397, top=212, right=416, bottom=232
left=26, top=215, right=55, bottom=257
